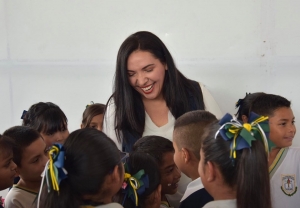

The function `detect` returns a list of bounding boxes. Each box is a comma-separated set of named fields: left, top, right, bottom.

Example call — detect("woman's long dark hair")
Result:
left=41, top=129, right=121, bottom=208
left=108, top=31, right=204, bottom=143
left=201, top=122, right=271, bottom=208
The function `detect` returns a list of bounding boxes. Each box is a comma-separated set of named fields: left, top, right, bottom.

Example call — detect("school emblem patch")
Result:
left=281, top=174, right=297, bottom=196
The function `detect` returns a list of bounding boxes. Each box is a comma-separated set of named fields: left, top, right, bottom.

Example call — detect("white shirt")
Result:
left=4, top=186, right=37, bottom=208
left=94, top=203, right=124, bottom=208
left=202, top=199, right=237, bottom=208
left=180, top=177, right=204, bottom=202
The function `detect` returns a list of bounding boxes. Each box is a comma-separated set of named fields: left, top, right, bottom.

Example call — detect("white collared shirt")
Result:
left=180, top=177, right=204, bottom=202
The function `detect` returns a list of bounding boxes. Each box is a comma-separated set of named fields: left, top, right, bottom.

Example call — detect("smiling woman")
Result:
left=103, top=31, right=223, bottom=208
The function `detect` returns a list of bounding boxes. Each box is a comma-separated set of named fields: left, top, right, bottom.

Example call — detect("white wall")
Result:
left=1, top=0, right=300, bottom=142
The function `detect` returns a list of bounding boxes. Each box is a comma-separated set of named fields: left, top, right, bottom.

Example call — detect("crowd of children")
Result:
left=0, top=91, right=299, bottom=208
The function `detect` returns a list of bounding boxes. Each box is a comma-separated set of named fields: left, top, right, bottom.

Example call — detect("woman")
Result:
left=103, top=31, right=222, bottom=152
left=103, top=31, right=222, bottom=208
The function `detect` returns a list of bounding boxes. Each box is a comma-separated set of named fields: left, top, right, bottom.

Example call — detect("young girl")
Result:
left=81, top=103, right=106, bottom=131
left=235, top=92, right=265, bottom=122
left=115, top=151, right=161, bottom=208
left=198, top=114, right=272, bottom=208
left=38, top=128, right=124, bottom=208
left=22, top=102, right=69, bottom=147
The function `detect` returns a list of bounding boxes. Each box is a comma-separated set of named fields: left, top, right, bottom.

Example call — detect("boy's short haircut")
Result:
left=0, top=134, right=15, bottom=159
left=132, top=135, right=174, bottom=165
left=174, top=110, right=217, bottom=160
left=250, top=94, right=291, bottom=117
left=3, top=126, right=41, bottom=167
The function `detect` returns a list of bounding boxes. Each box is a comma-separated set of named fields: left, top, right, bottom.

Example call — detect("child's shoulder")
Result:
left=286, top=146, right=300, bottom=158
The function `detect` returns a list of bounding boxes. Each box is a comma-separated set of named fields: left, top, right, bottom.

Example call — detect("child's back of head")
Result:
left=81, top=103, right=106, bottom=131
left=199, top=115, right=271, bottom=208
left=250, top=94, right=295, bottom=148
left=235, top=92, right=265, bottom=121
left=22, top=102, right=69, bottom=147
left=0, top=134, right=17, bottom=190
left=40, top=128, right=124, bottom=208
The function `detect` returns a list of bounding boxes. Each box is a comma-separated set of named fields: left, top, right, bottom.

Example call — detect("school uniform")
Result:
left=81, top=203, right=124, bottom=208
left=103, top=81, right=222, bottom=208
left=269, top=147, right=300, bottom=208
left=179, top=178, right=213, bottom=208
left=202, top=199, right=237, bottom=208
left=4, top=186, right=37, bottom=208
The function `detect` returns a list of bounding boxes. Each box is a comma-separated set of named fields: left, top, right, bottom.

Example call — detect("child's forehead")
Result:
left=160, top=151, right=175, bottom=168
left=270, top=107, right=295, bottom=120
left=21, top=137, right=46, bottom=159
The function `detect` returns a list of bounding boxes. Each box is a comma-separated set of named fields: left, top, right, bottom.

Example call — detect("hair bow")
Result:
left=217, top=112, right=275, bottom=162
left=46, top=143, right=68, bottom=192
left=21, top=110, right=27, bottom=119
left=86, top=101, right=94, bottom=109
left=122, top=169, right=149, bottom=206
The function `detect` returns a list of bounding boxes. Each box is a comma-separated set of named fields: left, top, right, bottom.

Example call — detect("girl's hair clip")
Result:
left=122, top=169, right=149, bottom=207
left=21, top=110, right=27, bottom=119
left=86, top=101, right=94, bottom=109
left=216, top=112, right=273, bottom=164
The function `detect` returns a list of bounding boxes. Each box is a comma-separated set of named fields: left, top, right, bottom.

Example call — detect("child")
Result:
left=199, top=115, right=272, bottom=208
left=0, top=135, right=17, bottom=191
left=38, top=128, right=124, bottom=208
left=3, top=126, right=48, bottom=208
left=132, top=136, right=181, bottom=208
left=22, top=102, right=69, bottom=147
left=235, top=92, right=265, bottom=122
left=249, top=94, right=300, bottom=208
left=173, top=110, right=216, bottom=208
left=115, top=151, right=161, bottom=208
left=81, top=103, right=106, bottom=131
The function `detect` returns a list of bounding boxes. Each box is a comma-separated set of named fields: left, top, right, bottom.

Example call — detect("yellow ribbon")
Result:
left=48, top=145, right=59, bottom=191
left=227, top=116, right=269, bottom=159
left=124, top=173, right=140, bottom=206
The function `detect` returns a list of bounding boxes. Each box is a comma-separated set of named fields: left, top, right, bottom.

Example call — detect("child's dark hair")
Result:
left=3, top=126, right=41, bottom=167
left=249, top=94, right=291, bottom=117
left=0, top=134, right=15, bottom=159
left=41, top=128, right=121, bottom=208
left=116, top=152, right=161, bottom=208
left=22, top=102, right=68, bottom=134
left=174, top=110, right=217, bottom=160
left=201, top=121, right=271, bottom=208
left=81, top=103, right=106, bottom=128
left=235, top=92, right=265, bottom=120
left=132, top=135, right=173, bottom=165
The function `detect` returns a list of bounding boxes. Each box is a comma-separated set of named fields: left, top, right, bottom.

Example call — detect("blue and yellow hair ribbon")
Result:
left=217, top=112, right=274, bottom=162
left=46, top=143, right=68, bottom=192
left=123, top=169, right=149, bottom=207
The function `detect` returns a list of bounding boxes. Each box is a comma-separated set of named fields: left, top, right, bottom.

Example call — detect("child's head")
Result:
left=120, top=151, right=161, bottom=208
left=250, top=94, right=296, bottom=148
left=132, top=136, right=181, bottom=195
left=3, top=126, right=48, bottom=184
left=41, top=128, right=124, bottom=208
left=0, top=134, right=17, bottom=190
left=199, top=119, right=271, bottom=208
left=235, top=92, right=265, bottom=122
left=173, top=110, right=217, bottom=178
left=81, top=103, right=106, bottom=131
left=22, top=102, right=69, bottom=147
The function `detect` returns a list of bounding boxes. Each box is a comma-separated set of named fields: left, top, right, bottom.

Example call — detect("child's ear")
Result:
left=241, top=115, right=248, bottom=123
left=182, top=148, right=191, bottom=164
left=111, top=165, right=122, bottom=183
left=80, top=124, right=84, bottom=129
left=206, top=161, right=216, bottom=182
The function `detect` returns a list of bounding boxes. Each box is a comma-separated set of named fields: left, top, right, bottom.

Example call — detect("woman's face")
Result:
left=127, top=50, right=167, bottom=101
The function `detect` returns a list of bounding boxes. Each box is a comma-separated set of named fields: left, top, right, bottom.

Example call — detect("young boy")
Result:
left=173, top=110, right=216, bottom=208
left=133, top=136, right=181, bottom=208
left=3, top=126, right=48, bottom=208
left=249, top=94, right=300, bottom=208
left=0, top=135, right=17, bottom=208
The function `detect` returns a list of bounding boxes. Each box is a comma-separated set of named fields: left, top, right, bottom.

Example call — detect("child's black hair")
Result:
left=22, top=102, right=68, bottom=135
